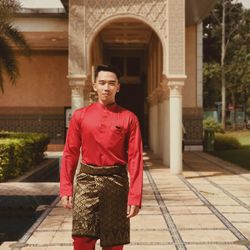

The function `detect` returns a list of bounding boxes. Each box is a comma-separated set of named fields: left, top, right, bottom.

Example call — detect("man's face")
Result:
left=93, top=70, right=120, bottom=105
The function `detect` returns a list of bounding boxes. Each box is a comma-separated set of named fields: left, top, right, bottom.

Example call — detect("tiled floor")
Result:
left=1, top=151, right=250, bottom=250
left=0, top=183, right=59, bottom=196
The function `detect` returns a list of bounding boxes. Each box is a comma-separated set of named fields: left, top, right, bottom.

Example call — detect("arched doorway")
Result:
left=88, top=17, right=163, bottom=147
left=67, top=0, right=187, bottom=174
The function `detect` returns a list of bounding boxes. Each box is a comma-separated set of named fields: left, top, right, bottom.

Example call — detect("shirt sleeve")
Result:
left=60, top=109, right=82, bottom=197
left=127, top=115, right=143, bottom=208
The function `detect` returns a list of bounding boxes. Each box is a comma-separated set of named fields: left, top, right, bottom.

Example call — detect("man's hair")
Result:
left=95, top=65, right=121, bottom=81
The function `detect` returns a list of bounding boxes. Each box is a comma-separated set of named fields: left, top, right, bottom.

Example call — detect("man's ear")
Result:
left=117, top=83, right=120, bottom=93
left=93, top=83, right=97, bottom=91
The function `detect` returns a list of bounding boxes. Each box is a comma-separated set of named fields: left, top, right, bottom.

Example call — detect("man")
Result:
left=60, top=65, right=143, bottom=250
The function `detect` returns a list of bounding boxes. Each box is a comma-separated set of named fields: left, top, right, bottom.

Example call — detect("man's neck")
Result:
left=98, top=100, right=115, bottom=106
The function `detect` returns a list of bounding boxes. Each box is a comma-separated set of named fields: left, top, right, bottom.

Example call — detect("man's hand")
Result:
left=127, top=205, right=140, bottom=218
left=61, top=196, right=73, bottom=209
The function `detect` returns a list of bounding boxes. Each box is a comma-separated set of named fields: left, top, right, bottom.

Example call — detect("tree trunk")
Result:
left=221, top=0, right=226, bottom=129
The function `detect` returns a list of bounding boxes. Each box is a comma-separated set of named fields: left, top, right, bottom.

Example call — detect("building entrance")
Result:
left=90, top=18, right=161, bottom=146
left=104, top=50, right=147, bottom=144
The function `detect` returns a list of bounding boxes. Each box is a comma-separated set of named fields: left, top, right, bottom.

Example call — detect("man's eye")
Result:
left=98, top=81, right=116, bottom=85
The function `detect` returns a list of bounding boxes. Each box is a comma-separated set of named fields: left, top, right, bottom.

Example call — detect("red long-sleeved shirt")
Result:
left=60, top=102, right=143, bottom=207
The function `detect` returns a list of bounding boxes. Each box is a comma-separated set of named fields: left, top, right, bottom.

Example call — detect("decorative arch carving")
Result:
left=84, top=0, right=167, bottom=71
left=85, top=0, right=167, bottom=43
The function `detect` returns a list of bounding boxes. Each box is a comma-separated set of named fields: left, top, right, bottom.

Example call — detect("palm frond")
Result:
left=3, top=24, right=31, bottom=56
left=0, top=0, right=21, bottom=26
left=0, top=36, right=19, bottom=85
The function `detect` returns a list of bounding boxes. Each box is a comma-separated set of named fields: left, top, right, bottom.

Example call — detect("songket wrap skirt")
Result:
left=72, top=163, right=130, bottom=247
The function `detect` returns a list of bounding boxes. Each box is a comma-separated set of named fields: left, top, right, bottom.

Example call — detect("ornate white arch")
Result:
left=84, top=0, right=168, bottom=74
left=85, top=0, right=167, bottom=38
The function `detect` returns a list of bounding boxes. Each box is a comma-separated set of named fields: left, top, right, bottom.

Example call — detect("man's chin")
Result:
left=100, top=98, right=115, bottom=104
left=101, top=97, right=109, bottom=101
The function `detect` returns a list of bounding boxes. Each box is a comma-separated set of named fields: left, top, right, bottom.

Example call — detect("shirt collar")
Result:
left=95, top=101, right=118, bottom=111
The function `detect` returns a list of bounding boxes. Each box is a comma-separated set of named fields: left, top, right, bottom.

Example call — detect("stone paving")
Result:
left=0, top=183, right=59, bottom=196
left=1, top=151, right=250, bottom=250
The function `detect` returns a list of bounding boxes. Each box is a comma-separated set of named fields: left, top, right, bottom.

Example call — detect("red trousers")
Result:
left=73, top=236, right=123, bottom=250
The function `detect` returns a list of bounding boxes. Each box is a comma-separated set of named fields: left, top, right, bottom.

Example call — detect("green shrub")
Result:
left=0, top=132, right=50, bottom=181
left=203, top=117, right=224, bottom=133
left=214, top=133, right=241, bottom=150
left=225, top=120, right=232, bottom=126
left=0, top=139, right=14, bottom=181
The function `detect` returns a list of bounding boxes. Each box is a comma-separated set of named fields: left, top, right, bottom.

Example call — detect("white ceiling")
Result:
left=100, top=18, right=153, bottom=49
left=20, top=0, right=63, bottom=9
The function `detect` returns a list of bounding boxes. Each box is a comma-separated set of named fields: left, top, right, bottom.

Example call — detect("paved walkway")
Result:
left=1, top=151, right=250, bottom=250
left=0, top=183, right=59, bottom=197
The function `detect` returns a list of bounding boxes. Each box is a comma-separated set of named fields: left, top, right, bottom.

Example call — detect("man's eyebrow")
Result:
left=98, top=80, right=116, bottom=82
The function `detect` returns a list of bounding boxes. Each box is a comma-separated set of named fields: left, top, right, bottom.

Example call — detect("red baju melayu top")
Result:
left=60, top=102, right=143, bottom=207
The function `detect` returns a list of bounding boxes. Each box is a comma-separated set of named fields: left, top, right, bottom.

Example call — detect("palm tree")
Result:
left=0, top=0, right=30, bottom=93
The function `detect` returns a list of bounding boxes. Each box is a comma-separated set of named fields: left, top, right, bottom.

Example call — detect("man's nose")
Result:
left=103, top=83, right=110, bottom=90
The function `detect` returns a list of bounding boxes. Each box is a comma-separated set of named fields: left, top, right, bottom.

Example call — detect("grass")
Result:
left=226, top=130, right=250, bottom=147
left=210, top=130, right=250, bottom=170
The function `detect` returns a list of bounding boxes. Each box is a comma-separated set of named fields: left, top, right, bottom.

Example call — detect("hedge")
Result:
left=0, top=132, right=50, bottom=181
left=203, top=117, right=224, bottom=133
left=214, top=133, right=241, bottom=150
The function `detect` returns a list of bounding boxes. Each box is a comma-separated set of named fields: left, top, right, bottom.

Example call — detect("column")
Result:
left=147, top=91, right=159, bottom=156
left=68, top=0, right=86, bottom=112
left=165, top=0, right=186, bottom=174
left=161, top=82, right=170, bottom=166
left=151, top=92, right=159, bottom=156
left=68, top=75, right=86, bottom=112
left=147, top=94, right=153, bottom=150
left=168, top=79, right=185, bottom=174
left=157, top=87, right=164, bottom=158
